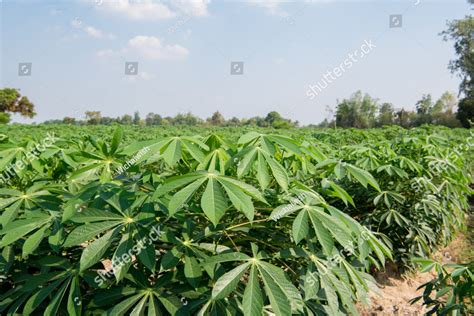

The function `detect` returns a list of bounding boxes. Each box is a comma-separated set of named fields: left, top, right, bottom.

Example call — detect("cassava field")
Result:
left=0, top=125, right=472, bottom=315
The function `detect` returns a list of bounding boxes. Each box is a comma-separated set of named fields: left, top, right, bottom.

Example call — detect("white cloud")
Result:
left=98, top=35, right=189, bottom=60
left=128, top=35, right=189, bottom=59
left=71, top=19, right=115, bottom=39
left=171, top=0, right=210, bottom=17
left=245, top=0, right=336, bottom=17
left=94, top=0, right=176, bottom=20
left=84, top=26, right=103, bottom=38
left=245, top=0, right=289, bottom=17
left=86, top=0, right=211, bottom=20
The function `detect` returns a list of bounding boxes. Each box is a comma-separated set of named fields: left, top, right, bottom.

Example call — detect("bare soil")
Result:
left=358, top=214, right=473, bottom=316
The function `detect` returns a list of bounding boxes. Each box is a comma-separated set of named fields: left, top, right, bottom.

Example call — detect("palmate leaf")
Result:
left=0, top=259, right=82, bottom=316
left=62, top=191, right=158, bottom=274
left=271, top=191, right=392, bottom=263
left=316, top=161, right=381, bottom=192
left=201, top=177, right=228, bottom=225
left=113, top=232, right=134, bottom=282
left=305, top=253, right=377, bottom=315
left=205, top=250, right=303, bottom=315
left=212, top=262, right=250, bottom=300
left=63, top=220, right=123, bottom=247
left=153, top=172, right=266, bottom=225
left=0, top=186, right=53, bottom=226
left=343, top=163, right=381, bottom=192
left=95, top=281, right=181, bottom=316
left=0, top=213, right=57, bottom=257
left=198, top=148, right=230, bottom=174
left=257, top=261, right=304, bottom=312
left=131, top=136, right=209, bottom=166
left=242, top=265, right=264, bottom=316
left=259, top=267, right=291, bottom=316
left=184, top=256, right=202, bottom=288
left=3, top=126, right=471, bottom=315
left=80, top=227, right=118, bottom=271
left=322, top=179, right=355, bottom=207
left=292, top=210, right=309, bottom=244
left=236, top=132, right=302, bottom=191
left=237, top=148, right=289, bottom=191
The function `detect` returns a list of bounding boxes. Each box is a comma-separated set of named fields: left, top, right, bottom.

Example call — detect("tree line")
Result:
left=318, top=90, right=464, bottom=128
left=36, top=88, right=465, bottom=129
left=42, top=110, right=298, bottom=129
left=0, top=88, right=470, bottom=128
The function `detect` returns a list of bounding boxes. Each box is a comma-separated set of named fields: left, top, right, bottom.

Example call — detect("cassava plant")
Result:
left=0, top=125, right=471, bottom=315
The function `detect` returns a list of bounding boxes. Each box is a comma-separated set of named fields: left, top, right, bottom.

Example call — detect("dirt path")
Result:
left=358, top=214, right=473, bottom=316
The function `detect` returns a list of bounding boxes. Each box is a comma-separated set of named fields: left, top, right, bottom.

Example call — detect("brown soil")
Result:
left=358, top=263, right=436, bottom=316
left=358, top=222, right=473, bottom=316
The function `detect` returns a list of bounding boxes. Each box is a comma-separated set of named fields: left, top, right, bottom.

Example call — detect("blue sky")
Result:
left=0, top=0, right=470, bottom=125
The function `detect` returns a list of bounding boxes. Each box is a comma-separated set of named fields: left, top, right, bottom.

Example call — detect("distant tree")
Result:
left=414, top=94, right=434, bottom=125
left=336, top=91, right=377, bottom=128
left=133, top=111, right=141, bottom=125
left=377, top=103, right=395, bottom=126
left=272, top=120, right=292, bottom=129
left=63, top=117, right=76, bottom=125
left=0, top=88, right=36, bottom=123
left=244, top=117, right=258, bottom=126
left=394, top=108, right=416, bottom=128
left=209, top=111, right=225, bottom=126
left=416, top=94, right=433, bottom=115
left=145, top=113, right=163, bottom=126
left=100, top=116, right=116, bottom=125
left=457, top=97, right=474, bottom=127
left=85, top=111, right=102, bottom=125
left=441, top=10, right=474, bottom=97
left=442, top=2, right=474, bottom=127
left=120, top=114, right=133, bottom=125
left=263, top=111, right=296, bottom=128
left=226, top=117, right=241, bottom=126
left=432, top=92, right=461, bottom=126
left=265, top=111, right=282, bottom=125
left=171, top=112, right=202, bottom=125
left=434, top=91, right=457, bottom=114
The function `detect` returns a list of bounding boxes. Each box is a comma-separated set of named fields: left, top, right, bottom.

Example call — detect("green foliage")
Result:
left=411, top=258, right=473, bottom=315
left=442, top=11, right=474, bottom=97
left=0, top=125, right=471, bottom=315
left=0, top=88, right=36, bottom=119
left=0, top=113, right=11, bottom=125
left=332, top=91, right=461, bottom=129
left=457, top=97, right=474, bottom=128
